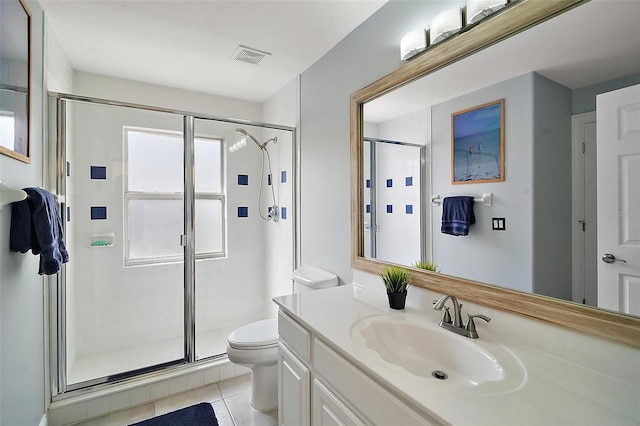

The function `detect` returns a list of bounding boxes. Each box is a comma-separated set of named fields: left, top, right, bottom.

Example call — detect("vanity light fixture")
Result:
left=400, top=29, right=428, bottom=61
left=430, top=7, right=463, bottom=45
left=466, top=0, right=508, bottom=25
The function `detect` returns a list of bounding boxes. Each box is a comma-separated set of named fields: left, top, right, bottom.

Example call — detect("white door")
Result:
left=596, top=84, right=640, bottom=315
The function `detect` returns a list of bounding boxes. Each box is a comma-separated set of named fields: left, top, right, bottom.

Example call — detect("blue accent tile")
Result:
left=406, top=204, right=413, bottom=214
left=366, top=179, right=371, bottom=188
left=281, top=170, right=287, bottom=183
left=90, top=166, right=107, bottom=180
left=406, top=176, right=413, bottom=186
left=366, top=204, right=371, bottom=213
left=268, top=174, right=272, bottom=185
left=281, top=207, right=287, bottom=219
left=237, top=206, right=248, bottom=218
left=91, top=206, right=107, bottom=220
left=237, top=174, right=249, bottom=185
left=386, top=204, right=393, bottom=214
left=386, top=179, right=393, bottom=188
left=67, top=206, right=71, bottom=222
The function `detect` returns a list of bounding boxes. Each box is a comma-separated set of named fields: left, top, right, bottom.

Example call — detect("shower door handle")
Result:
left=180, top=234, right=187, bottom=247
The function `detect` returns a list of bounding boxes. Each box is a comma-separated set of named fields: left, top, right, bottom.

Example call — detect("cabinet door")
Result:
left=312, top=379, right=365, bottom=426
left=279, top=343, right=310, bottom=426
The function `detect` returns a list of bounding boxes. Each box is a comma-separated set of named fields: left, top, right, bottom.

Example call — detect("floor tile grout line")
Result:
left=222, top=396, right=238, bottom=426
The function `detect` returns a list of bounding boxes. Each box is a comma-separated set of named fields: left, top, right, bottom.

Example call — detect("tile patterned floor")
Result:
left=75, top=374, right=277, bottom=426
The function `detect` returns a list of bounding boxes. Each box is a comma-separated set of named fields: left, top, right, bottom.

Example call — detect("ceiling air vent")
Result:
left=233, top=45, right=271, bottom=65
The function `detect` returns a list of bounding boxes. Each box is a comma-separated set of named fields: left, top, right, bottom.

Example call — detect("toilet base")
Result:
left=249, top=363, right=278, bottom=412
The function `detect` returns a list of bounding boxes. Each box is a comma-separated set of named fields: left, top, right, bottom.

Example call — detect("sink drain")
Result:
left=432, top=370, right=448, bottom=380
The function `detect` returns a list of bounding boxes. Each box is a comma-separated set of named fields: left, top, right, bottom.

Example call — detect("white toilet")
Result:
left=226, top=266, right=339, bottom=411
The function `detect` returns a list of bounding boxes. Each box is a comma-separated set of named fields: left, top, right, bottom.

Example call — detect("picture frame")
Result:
left=451, top=99, right=504, bottom=184
left=0, top=0, right=32, bottom=163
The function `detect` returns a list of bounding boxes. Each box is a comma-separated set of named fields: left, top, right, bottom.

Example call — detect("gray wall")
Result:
left=431, top=73, right=535, bottom=292
left=532, top=73, right=572, bottom=299
left=0, top=1, right=46, bottom=425
left=299, top=0, right=461, bottom=282
left=573, top=73, right=640, bottom=114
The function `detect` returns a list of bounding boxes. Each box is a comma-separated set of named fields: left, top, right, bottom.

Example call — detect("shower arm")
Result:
left=251, top=135, right=278, bottom=150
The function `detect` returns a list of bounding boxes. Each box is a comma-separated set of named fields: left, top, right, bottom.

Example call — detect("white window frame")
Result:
left=124, top=126, right=226, bottom=266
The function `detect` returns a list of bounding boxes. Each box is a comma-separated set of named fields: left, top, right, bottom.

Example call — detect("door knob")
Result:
left=602, top=253, right=627, bottom=264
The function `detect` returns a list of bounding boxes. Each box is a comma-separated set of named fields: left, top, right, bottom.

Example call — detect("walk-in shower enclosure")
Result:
left=47, top=94, right=296, bottom=396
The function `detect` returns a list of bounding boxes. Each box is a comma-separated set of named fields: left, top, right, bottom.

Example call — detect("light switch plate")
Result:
left=492, top=217, right=506, bottom=230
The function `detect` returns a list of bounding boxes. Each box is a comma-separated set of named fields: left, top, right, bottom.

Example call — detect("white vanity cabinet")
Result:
left=277, top=310, right=437, bottom=426
left=278, top=343, right=310, bottom=425
left=278, top=311, right=312, bottom=425
left=312, top=379, right=366, bottom=425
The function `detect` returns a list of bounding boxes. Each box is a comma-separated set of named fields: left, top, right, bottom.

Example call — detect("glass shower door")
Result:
left=62, top=100, right=186, bottom=388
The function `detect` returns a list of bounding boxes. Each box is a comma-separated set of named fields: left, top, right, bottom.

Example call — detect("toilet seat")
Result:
left=227, top=318, right=278, bottom=350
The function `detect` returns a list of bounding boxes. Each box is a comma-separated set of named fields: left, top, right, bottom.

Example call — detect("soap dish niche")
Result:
left=90, top=233, right=114, bottom=248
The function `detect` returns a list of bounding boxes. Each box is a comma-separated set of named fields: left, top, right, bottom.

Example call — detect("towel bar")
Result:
left=431, top=192, right=492, bottom=207
left=0, top=180, right=27, bottom=210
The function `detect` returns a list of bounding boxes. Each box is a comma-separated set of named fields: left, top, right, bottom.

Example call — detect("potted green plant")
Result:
left=414, top=260, right=440, bottom=273
left=380, top=266, right=411, bottom=310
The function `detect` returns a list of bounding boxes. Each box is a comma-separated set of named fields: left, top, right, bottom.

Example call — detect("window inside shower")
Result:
left=125, top=128, right=225, bottom=265
left=49, top=95, right=295, bottom=394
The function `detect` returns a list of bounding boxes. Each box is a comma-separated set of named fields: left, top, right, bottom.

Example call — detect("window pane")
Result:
left=128, top=199, right=183, bottom=260
left=195, top=199, right=223, bottom=253
left=0, top=114, right=15, bottom=150
left=195, top=138, right=222, bottom=193
left=128, top=131, right=184, bottom=192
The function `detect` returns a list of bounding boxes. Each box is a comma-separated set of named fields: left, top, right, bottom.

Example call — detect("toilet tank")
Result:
left=292, top=266, right=339, bottom=292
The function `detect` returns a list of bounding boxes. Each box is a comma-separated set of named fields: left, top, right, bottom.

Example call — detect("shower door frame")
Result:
left=47, top=92, right=299, bottom=399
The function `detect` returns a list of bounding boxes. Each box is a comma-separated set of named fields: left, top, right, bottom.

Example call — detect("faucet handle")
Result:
left=440, top=306, right=452, bottom=325
left=465, top=314, right=491, bottom=339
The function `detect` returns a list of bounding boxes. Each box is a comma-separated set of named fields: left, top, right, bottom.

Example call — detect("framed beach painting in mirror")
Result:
left=0, top=0, right=31, bottom=163
left=451, top=99, right=504, bottom=184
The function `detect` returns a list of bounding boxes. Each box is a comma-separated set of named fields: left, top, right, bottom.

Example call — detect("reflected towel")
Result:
left=441, top=196, right=475, bottom=236
left=10, top=187, right=69, bottom=275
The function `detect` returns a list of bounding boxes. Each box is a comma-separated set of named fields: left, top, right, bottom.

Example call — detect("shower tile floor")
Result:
left=75, top=374, right=278, bottom=426
left=69, top=328, right=235, bottom=385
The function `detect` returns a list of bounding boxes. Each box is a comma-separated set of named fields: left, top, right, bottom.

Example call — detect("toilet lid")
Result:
left=228, top=318, right=278, bottom=349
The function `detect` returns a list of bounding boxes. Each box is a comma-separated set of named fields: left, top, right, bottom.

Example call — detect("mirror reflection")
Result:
left=0, top=0, right=31, bottom=162
left=363, top=137, right=426, bottom=266
left=361, top=0, right=640, bottom=316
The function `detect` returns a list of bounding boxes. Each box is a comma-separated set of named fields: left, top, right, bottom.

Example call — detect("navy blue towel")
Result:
left=10, top=187, right=69, bottom=275
left=441, top=196, right=476, bottom=236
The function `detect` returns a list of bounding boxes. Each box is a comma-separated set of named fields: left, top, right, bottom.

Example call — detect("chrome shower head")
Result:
left=229, top=128, right=277, bottom=152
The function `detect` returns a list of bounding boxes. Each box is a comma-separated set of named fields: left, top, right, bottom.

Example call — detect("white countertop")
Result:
left=273, top=284, right=639, bottom=425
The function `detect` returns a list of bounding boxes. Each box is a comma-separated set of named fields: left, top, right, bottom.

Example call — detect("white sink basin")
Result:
left=350, top=313, right=526, bottom=394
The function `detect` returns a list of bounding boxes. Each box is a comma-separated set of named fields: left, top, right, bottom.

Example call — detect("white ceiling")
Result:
left=40, top=0, right=387, bottom=103
left=365, top=0, right=640, bottom=123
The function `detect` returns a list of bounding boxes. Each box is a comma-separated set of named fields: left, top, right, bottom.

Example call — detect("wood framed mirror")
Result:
left=0, top=0, right=31, bottom=163
left=350, top=0, right=640, bottom=348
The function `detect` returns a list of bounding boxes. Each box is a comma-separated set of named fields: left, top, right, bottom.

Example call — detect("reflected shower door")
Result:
left=363, top=138, right=423, bottom=266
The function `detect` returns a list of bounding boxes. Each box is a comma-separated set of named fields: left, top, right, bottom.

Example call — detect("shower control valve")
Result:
left=268, top=205, right=279, bottom=222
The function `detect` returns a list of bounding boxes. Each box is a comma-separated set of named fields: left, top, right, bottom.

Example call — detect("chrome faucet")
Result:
left=432, top=295, right=491, bottom=339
